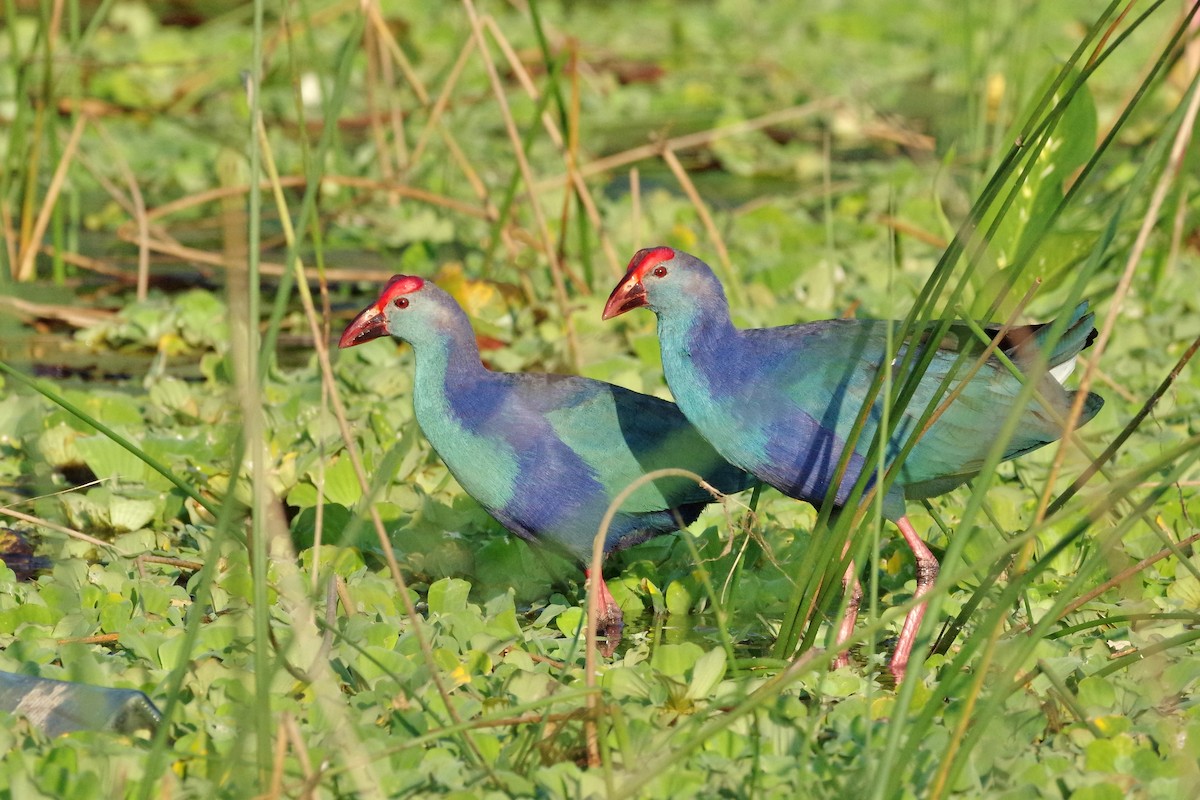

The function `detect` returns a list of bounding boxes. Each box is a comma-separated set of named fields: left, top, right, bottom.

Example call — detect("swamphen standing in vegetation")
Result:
left=340, top=274, right=754, bottom=653
left=603, top=247, right=1104, bottom=679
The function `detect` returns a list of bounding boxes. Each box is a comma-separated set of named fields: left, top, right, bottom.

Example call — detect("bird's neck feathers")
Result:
left=654, top=272, right=744, bottom=412
left=407, top=297, right=487, bottom=392
left=656, top=272, right=738, bottom=353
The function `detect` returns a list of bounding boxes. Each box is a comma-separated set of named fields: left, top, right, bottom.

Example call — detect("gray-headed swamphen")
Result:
left=340, top=274, right=755, bottom=653
left=603, top=247, right=1103, bottom=679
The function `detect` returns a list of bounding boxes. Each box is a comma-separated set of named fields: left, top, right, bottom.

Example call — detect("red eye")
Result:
left=394, top=297, right=409, bottom=309
left=652, top=265, right=668, bottom=278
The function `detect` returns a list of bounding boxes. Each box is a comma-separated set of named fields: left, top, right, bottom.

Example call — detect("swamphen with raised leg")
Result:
left=340, top=274, right=755, bottom=654
left=603, top=247, right=1104, bottom=680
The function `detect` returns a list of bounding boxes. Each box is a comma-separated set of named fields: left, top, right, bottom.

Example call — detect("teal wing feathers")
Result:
left=740, top=307, right=1102, bottom=495
left=501, top=374, right=753, bottom=514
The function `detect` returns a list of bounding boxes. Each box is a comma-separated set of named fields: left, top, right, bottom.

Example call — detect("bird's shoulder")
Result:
left=499, top=372, right=694, bottom=431
left=493, top=371, right=748, bottom=502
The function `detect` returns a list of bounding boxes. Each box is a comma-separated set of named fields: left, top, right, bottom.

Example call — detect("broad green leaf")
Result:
left=650, top=642, right=704, bottom=678
left=319, top=455, right=362, bottom=507
left=427, top=578, right=471, bottom=615
left=685, top=647, right=727, bottom=700
left=665, top=581, right=694, bottom=616
left=554, top=607, right=584, bottom=640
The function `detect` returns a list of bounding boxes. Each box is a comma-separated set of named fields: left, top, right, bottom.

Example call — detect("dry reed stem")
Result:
left=281, top=713, right=316, bottom=797
left=356, top=13, right=406, bottom=180
left=535, top=100, right=838, bottom=191
left=463, top=0, right=581, bottom=369
left=71, top=143, right=140, bottom=220
left=71, top=142, right=187, bottom=290
left=1049, top=530, right=1200, bottom=624
left=552, top=41, right=577, bottom=271
left=1163, top=4, right=1200, bottom=276
left=15, top=113, right=87, bottom=281
left=106, top=231, right=375, bottom=283
left=1086, top=2, right=1137, bottom=73
left=495, top=25, right=622, bottom=279
left=630, top=167, right=642, bottom=251
left=484, top=15, right=565, bottom=150
left=18, top=107, right=44, bottom=252
left=585, top=467, right=721, bottom=768
left=425, top=105, right=494, bottom=215
left=363, top=19, right=396, bottom=187
left=481, top=15, right=592, bottom=293
left=92, top=120, right=152, bottom=300
left=362, top=0, right=430, bottom=106
left=365, top=1, right=493, bottom=211
left=36, top=245, right=129, bottom=280
left=562, top=153, right=623, bottom=278
left=567, top=192, right=622, bottom=279
left=138, top=554, right=204, bottom=571
left=376, top=21, right=409, bottom=172
left=877, top=214, right=949, bottom=248
left=661, top=146, right=738, bottom=301
left=0, top=505, right=116, bottom=552
left=254, top=118, right=485, bottom=766
left=269, top=716, right=289, bottom=798
left=149, top=175, right=490, bottom=224
left=1090, top=1, right=1184, bottom=176
left=407, top=33, right=476, bottom=170
left=1, top=193, right=18, bottom=273
left=568, top=41, right=581, bottom=161
left=57, top=633, right=120, bottom=645
left=0, top=291, right=114, bottom=326
left=1075, top=361, right=1139, bottom=403
left=437, top=124, right=502, bottom=222
left=1035, top=60, right=1200, bottom=524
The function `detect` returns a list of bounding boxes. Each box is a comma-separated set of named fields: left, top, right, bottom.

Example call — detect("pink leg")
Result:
left=831, top=543, right=862, bottom=669
left=890, top=516, right=939, bottom=682
left=585, top=568, right=624, bottom=657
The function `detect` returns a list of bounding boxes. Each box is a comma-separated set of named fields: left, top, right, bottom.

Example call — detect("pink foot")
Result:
left=585, top=569, right=624, bottom=657
left=831, top=548, right=863, bottom=670
left=889, top=516, right=939, bottom=683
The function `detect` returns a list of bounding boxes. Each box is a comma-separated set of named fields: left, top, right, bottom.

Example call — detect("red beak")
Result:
left=338, top=305, right=389, bottom=348
left=602, top=275, right=648, bottom=320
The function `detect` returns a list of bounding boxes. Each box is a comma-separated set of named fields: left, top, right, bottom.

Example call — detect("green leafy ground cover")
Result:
left=2, top=1, right=1200, bottom=797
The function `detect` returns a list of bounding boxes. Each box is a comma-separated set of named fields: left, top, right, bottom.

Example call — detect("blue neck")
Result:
left=408, top=303, right=486, bottom=398
left=404, top=305, right=519, bottom=513
left=405, top=304, right=492, bottom=440
left=655, top=283, right=743, bottom=402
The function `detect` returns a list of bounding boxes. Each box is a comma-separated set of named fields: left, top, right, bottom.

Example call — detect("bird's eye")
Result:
left=652, top=265, right=668, bottom=278
left=394, top=297, right=409, bottom=309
